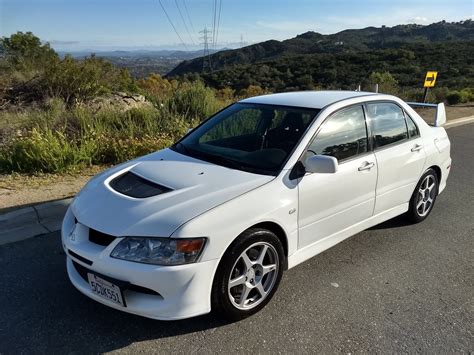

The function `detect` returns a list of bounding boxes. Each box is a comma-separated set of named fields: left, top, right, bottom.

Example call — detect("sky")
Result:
left=1, top=0, right=473, bottom=52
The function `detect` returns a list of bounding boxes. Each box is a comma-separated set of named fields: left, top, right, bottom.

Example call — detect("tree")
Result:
left=1, top=31, right=58, bottom=73
left=367, top=71, right=399, bottom=95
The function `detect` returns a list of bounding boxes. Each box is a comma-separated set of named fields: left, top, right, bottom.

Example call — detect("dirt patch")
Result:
left=0, top=166, right=106, bottom=213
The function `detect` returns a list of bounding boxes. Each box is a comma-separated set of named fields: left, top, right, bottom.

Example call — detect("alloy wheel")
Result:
left=416, top=174, right=437, bottom=217
left=227, top=242, right=279, bottom=310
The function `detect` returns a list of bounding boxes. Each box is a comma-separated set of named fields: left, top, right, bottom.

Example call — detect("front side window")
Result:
left=172, top=103, right=319, bottom=175
left=307, top=105, right=368, bottom=162
left=367, top=102, right=408, bottom=148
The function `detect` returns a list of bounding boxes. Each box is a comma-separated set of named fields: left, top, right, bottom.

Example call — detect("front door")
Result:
left=297, top=105, right=377, bottom=249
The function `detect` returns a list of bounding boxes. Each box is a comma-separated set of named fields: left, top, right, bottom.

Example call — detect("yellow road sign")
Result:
left=424, top=71, right=438, bottom=88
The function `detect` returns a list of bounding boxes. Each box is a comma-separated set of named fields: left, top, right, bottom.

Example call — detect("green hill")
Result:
left=168, top=20, right=474, bottom=91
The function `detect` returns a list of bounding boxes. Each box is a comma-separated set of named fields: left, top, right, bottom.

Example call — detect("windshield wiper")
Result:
left=175, top=142, right=191, bottom=155
left=187, top=147, right=246, bottom=170
left=201, top=153, right=247, bottom=170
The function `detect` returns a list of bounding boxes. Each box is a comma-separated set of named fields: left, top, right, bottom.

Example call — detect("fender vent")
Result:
left=110, top=172, right=172, bottom=198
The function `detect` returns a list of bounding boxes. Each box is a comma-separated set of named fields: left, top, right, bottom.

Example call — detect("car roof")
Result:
left=239, top=90, right=379, bottom=109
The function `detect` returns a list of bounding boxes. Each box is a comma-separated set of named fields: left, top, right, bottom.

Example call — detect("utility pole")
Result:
left=200, top=27, right=213, bottom=73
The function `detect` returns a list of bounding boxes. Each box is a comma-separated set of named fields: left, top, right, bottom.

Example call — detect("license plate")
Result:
left=87, top=273, right=125, bottom=307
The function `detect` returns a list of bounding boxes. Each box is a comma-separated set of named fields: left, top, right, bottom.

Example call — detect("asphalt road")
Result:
left=1, top=124, right=473, bottom=353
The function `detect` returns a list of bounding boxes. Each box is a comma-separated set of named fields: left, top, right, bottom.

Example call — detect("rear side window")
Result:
left=307, top=105, right=368, bottom=161
left=405, top=114, right=419, bottom=138
left=367, top=103, right=408, bottom=148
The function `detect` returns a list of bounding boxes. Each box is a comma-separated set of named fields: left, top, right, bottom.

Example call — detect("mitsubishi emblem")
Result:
left=69, top=224, right=77, bottom=241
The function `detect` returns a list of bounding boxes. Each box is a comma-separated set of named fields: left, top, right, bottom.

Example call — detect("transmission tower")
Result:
left=200, top=27, right=213, bottom=73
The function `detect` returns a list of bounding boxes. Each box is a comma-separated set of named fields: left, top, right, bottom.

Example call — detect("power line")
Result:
left=174, top=0, right=196, bottom=45
left=157, top=0, right=188, bottom=50
left=215, top=0, right=222, bottom=49
left=182, top=0, right=196, bottom=33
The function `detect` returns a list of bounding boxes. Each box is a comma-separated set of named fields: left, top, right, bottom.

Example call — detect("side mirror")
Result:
left=304, top=155, right=338, bottom=174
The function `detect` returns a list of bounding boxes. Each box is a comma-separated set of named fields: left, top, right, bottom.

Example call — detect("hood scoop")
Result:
left=109, top=171, right=172, bottom=198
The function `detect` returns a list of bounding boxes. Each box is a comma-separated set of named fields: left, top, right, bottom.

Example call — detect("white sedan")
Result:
left=62, top=91, right=451, bottom=320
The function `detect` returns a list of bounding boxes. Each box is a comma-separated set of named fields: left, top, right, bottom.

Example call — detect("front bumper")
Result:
left=62, top=207, right=219, bottom=320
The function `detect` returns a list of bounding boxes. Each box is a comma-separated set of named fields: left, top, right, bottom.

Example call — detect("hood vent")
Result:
left=110, top=171, right=172, bottom=198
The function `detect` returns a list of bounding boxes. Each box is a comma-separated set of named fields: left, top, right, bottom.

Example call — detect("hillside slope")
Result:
left=168, top=20, right=474, bottom=91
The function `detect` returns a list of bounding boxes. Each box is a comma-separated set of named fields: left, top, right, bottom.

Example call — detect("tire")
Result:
left=211, top=228, right=285, bottom=321
left=406, top=168, right=439, bottom=223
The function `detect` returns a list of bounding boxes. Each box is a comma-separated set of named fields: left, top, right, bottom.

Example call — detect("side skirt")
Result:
left=287, top=203, right=409, bottom=269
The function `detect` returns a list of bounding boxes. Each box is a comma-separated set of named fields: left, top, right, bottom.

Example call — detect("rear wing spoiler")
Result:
left=407, top=102, right=446, bottom=127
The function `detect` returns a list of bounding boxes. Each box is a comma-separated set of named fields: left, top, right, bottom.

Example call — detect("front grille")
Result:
left=73, top=259, right=92, bottom=280
left=71, top=261, right=162, bottom=297
left=89, top=228, right=116, bottom=246
left=109, top=171, right=172, bottom=198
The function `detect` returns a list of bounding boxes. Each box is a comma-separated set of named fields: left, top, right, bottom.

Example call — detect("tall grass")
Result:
left=0, top=82, right=227, bottom=173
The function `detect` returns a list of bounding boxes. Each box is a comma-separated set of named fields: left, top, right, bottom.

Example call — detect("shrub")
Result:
left=367, top=71, right=399, bottom=95
left=43, top=55, right=137, bottom=106
left=446, top=91, right=462, bottom=105
left=167, top=81, right=223, bottom=122
left=238, top=85, right=267, bottom=98
left=0, top=128, right=95, bottom=173
left=459, top=88, right=474, bottom=103
left=137, top=73, right=177, bottom=102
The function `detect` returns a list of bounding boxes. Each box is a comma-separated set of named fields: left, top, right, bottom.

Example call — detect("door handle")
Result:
left=358, top=161, right=375, bottom=171
left=411, top=144, right=423, bottom=152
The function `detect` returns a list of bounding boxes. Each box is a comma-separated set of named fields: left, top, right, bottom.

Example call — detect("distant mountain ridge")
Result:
left=57, top=48, right=226, bottom=78
left=167, top=20, right=474, bottom=90
left=59, top=48, right=224, bottom=60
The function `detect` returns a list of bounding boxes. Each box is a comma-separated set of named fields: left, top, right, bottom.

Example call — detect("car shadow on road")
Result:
left=368, top=215, right=412, bottom=230
left=0, top=232, right=233, bottom=353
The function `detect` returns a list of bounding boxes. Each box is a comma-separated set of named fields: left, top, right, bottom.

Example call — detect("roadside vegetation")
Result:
left=0, top=31, right=473, bottom=174
left=0, top=32, right=230, bottom=173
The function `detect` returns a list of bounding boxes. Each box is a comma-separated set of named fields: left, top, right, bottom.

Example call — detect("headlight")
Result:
left=110, top=237, right=206, bottom=266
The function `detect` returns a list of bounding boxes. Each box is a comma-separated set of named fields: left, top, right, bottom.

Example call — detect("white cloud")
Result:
left=408, top=16, right=430, bottom=24
left=255, top=20, right=320, bottom=33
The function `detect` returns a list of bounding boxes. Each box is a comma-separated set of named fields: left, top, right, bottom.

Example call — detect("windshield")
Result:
left=171, top=103, right=320, bottom=175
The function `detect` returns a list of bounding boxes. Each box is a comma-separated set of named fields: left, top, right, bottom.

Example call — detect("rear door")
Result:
left=366, top=102, right=427, bottom=214
left=297, top=105, right=377, bottom=249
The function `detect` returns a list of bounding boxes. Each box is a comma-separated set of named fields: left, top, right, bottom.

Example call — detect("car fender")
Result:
left=170, top=169, right=299, bottom=263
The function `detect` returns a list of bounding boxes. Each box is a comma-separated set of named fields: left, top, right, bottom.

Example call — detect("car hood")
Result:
left=72, top=148, right=274, bottom=237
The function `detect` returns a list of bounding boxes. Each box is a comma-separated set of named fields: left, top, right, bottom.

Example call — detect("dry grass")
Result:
left=415, top=104, right=474, bottom=124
